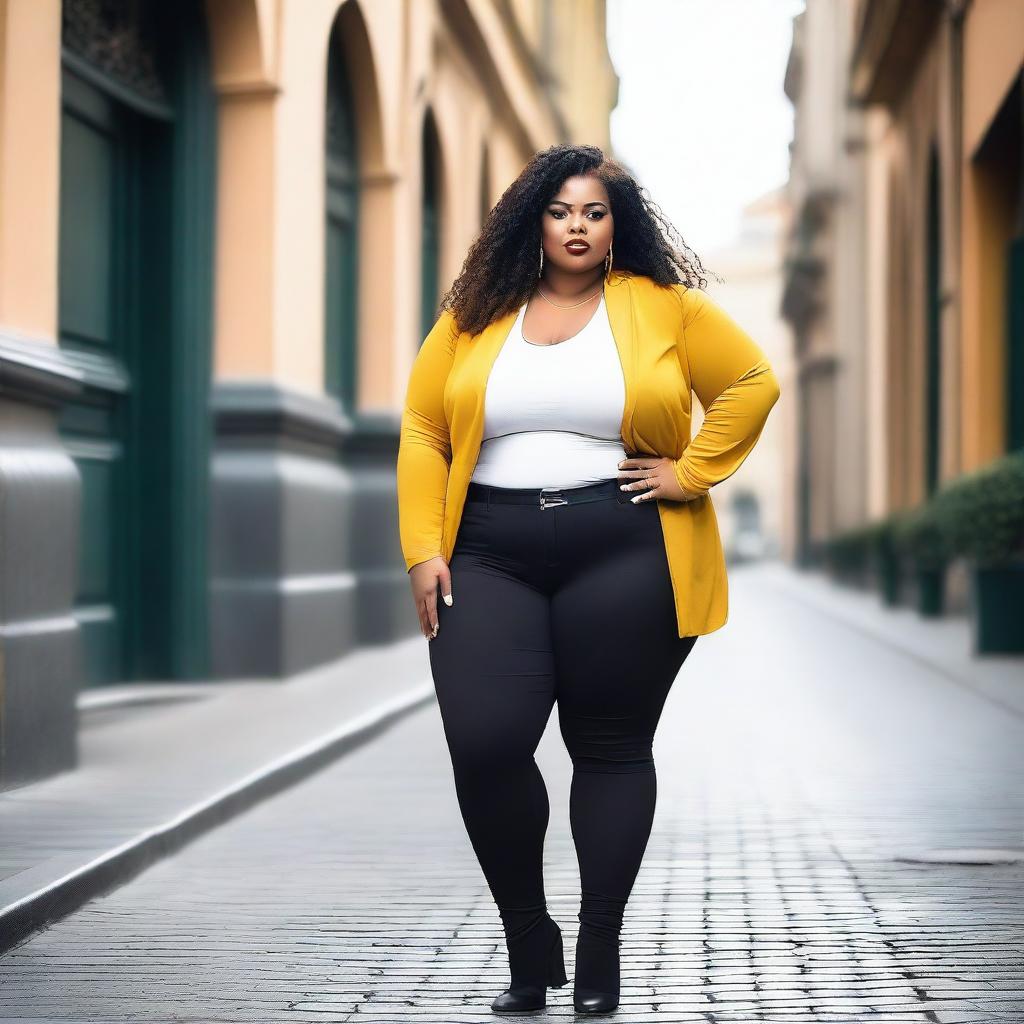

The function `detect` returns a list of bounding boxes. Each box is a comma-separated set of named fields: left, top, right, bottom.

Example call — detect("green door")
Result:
left=58, top=70, right=136, bottom=688
left=1008, top=231, right=1024, bottom=451
left=58, top=0, right=215, bottom=687
left=420, top=114, right=441, bottom=344
left=324, top=21, right=359, bottom=411
left=924, top=150, right=942, bottom=496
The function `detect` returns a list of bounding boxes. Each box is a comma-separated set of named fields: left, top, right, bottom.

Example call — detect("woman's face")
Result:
left=540, top=174, right=613, bottom=276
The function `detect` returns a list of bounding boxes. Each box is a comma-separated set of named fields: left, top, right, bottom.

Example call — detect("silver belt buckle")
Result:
left=539, top=487, right=568, bottom=509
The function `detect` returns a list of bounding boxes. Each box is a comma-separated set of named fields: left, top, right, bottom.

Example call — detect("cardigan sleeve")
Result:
left=671, top=287, right=781, bottom=497
left=396, top=309, right=460, bottom=571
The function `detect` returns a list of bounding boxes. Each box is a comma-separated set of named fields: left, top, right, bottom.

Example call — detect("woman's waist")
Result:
left=465, top=476, right=639, bottom=509
left=470, top=433, right=626, bottom=491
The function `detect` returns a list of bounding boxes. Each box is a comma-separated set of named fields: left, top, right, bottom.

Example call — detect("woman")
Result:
left=396, top=144, right=780, bottom=1015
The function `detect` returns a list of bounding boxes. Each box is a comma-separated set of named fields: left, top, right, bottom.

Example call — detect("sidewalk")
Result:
left=2, top=560, right=1021, bottom=958
left=0, top=633, right=435, bottom=953
left=753, top=561, right=1024, bottom=717
left=2, top=557, right=1021, bottom=1022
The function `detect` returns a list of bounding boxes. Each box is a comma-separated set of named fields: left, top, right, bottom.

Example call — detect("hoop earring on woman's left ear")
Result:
left=538, top=244, right=544, bottom=279
left=605, top=241, right=614, bottom=280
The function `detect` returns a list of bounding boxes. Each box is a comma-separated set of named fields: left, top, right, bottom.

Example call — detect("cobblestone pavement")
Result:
left=1, top=565, right=1023, bottom=1022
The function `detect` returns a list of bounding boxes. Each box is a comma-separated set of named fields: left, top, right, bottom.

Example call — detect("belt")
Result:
left=465, top=477, right=632, bottom=510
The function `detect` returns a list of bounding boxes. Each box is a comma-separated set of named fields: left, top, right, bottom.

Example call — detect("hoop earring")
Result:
left=538, top=244, right=544, bottom=279
left=605, top=241, right=614, bottom=280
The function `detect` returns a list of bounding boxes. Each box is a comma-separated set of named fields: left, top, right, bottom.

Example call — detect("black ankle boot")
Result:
left=491, top=904, right=568, bottom=1014
left=573, top=891, right=626, bottom=1014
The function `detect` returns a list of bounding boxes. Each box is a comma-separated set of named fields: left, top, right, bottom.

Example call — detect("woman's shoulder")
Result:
left=626, top=272, right=706, bottom=324
left=625, top=270, right=700, bottom=300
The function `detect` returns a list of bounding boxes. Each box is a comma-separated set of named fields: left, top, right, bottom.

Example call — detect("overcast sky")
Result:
left=606, top=0, right=806, bottom=254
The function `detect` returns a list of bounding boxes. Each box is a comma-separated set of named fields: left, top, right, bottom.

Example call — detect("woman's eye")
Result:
left=549, top=210, right=605, bottom=220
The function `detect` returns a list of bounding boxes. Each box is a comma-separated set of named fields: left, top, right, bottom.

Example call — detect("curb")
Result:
left=0, top=681, right=436, bottom=955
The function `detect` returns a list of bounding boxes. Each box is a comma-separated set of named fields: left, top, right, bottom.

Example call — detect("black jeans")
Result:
left=428, top=477, right=699, bottom=948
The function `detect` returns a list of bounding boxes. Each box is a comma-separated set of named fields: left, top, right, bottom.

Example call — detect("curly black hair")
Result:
left=437, top=143, right=718, bottom=337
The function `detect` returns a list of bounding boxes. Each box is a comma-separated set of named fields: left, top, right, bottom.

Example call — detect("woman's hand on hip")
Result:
left=617, top=456, right=703, bottom=503
left=409, top=556, right=452, bottom=640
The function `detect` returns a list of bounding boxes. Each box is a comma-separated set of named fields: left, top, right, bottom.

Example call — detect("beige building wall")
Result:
left=961, top=0, right=1024, bottom=468
left=0, top=0, right=62, bottom=341
left=0, top=0, right=618, bottom=403
left=863, top=105, right=893, bottom=522
left=851, top=0, right=1022, bottom=499
left=783, top=0, right=856, bottom=558
left=206, top=0, right=616, bottom=409
left=0, top=0, right=619, bottom=783
left=701, top=190, right=793, bottom=562
left=829, top=0, right=870, bottom=534
left=787, top=0, right=1023, bottom=578
left=879, top=25, right=954, bottom=508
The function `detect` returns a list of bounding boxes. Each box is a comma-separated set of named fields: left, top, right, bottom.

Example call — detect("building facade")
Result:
left=0, top=0, right=618, bottom=789
left=783, top=0, right=1023, bottom=576
left=782, top=0, right=870, bottom=567
left=700, top=188, right=794, bottom=565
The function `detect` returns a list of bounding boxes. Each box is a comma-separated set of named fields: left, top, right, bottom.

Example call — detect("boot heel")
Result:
left=548, top=928, right=568, bottom=988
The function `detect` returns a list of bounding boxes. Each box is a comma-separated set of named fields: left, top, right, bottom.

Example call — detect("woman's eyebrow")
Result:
left=548, top=200, right=608, bottom=209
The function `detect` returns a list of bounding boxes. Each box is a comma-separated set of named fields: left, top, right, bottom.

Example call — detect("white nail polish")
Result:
left=443, top=594, right=453, bottom=606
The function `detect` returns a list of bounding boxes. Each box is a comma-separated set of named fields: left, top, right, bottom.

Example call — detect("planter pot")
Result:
left=875, top=551, right=902, bottom=607
left=970, top=557, right=1024, bottom=654
left=942, top=558, right=971, bottom=615
left=831, top=561, right=871, bottom=590
left=896, top=555, right=917, bottom=606
left=834, top=567, right=856, bottom=588
left=915, top=566, right=945, bottom=617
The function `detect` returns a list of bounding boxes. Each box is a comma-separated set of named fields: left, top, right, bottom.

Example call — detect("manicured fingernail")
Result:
left=443, top=594, right=453, bottom=606
left=619, top=484, right=628, bottom=491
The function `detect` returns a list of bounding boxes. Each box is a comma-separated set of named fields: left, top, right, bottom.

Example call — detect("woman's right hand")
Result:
left=409, top=557, right=453, bottom=639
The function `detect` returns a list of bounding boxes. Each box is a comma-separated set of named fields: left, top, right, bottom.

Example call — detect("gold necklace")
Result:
left=535, top=284, right=603, bottom=309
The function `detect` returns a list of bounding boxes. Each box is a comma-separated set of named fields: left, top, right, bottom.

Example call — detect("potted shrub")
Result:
left=824, top=526, right=874, bottom=589
left=936, top=451, right=1024, bottom=654
left=892, top=501, right=948, bottom=617
left=869, top=514, right=905, bottom=607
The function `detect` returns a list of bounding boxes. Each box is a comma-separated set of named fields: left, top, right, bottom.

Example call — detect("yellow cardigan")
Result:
left=396, top=269, right=781, bottom=637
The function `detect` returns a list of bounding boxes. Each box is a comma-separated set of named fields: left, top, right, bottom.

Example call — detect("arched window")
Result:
left=924, top=145, right=942, bottom=494
left=324, top=17, right=360, bottom=409
left=479, top=144, right=492, bottom=230
left=420, top=110, right=442, bottom=343
left=58, top=0, right=216, bottom=685
left=1005, top=73, right=1024, bottom=451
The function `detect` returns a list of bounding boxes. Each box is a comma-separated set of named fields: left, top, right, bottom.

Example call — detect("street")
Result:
left=1, top=564, right=1022, bottom=1023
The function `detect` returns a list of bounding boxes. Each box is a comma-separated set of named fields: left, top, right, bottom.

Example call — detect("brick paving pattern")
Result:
left=1, top=565, right=1022, bottom=1022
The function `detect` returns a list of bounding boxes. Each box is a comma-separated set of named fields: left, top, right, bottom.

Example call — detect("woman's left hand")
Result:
left=617, top=456, right=704, bottom=503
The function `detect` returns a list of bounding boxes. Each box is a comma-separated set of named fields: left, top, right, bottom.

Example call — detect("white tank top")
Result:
left=469, top=295, right=629, bottom=489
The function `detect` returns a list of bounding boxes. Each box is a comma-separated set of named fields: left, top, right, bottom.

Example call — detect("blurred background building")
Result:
left=699, top=187, right=793, bottom=565
left=0, top=0, right=618, bottom=788
left=783, top=0, right=1024, bottom=605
